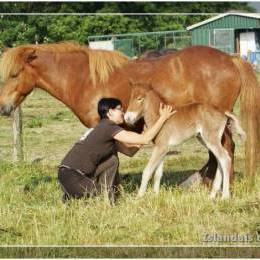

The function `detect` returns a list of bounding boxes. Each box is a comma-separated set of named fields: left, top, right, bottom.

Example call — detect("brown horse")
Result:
left=0, top=42, right=259, bottom=184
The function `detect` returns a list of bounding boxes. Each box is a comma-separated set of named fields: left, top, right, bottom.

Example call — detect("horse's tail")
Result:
left=232, top=56, right=260, bottom=183
left=224, top=111, right=246, bottom=142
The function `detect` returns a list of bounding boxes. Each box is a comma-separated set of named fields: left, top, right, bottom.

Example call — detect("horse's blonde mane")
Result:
left=88, top=48, right=129, bottom=85
left=0, top=41, right=129, bottom=84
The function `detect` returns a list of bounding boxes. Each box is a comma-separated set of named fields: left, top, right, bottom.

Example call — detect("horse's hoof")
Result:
left=209, top=193, right=216, bottom=200
left=137, top=191, right=145, bottom=198
left=221, top=194, right=230, bottom=200
left=153, top=188, right=160, bottom=194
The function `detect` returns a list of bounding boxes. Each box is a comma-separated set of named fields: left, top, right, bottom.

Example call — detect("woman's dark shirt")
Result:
left=61, top=119, right=123, bottom=175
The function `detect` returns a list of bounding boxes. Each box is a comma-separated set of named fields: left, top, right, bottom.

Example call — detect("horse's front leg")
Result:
left=138, top=146, right=167, bottom=197
left=153, top=160, right=164, bottom=194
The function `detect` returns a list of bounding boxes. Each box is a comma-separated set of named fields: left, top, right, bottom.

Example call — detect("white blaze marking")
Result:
left=124, top=112, right=138, bottom=124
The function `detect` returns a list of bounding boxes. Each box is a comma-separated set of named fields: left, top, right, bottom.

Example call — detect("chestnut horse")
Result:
left=0, top=42, right=259, bottom=184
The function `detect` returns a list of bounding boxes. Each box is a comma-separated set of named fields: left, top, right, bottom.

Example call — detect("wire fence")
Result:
left=88, top=30, right=191, bottom=57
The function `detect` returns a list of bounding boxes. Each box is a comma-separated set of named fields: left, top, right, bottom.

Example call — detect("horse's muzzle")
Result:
left=0, top=104, right=14, bottom=116
left=124, top=112, right=138, bottom=125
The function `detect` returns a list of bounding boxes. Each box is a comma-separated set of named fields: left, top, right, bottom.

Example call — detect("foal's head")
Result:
left=125, top=80, right=160, bottom=125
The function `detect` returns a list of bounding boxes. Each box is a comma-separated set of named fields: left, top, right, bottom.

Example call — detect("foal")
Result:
left=124, top=83, right=246, bottom=199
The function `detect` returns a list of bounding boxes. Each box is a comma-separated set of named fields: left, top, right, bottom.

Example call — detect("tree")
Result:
left=0, top=2, right=255, bottom=48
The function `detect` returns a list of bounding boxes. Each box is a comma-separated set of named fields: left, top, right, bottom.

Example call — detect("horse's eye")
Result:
left=11, top=74, right=18, bottom=78
left=136, top=97, right=143, bottom=101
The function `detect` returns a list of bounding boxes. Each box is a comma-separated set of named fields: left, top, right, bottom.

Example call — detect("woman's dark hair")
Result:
left=98, top=98, right=122, bottom=119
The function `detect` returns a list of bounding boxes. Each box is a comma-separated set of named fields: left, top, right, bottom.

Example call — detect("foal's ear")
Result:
left=24, top=49, right=37, bottom=63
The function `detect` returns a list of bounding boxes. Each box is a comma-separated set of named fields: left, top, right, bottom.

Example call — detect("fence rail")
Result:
left=12, top=106, right=24, bottom=162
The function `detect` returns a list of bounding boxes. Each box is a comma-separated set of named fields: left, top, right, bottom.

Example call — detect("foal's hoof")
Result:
left=137, top=191, right=145, bottom=198
left=209, top=193, right=217, bottom=200
left=221, top=194, right=230, bottom=200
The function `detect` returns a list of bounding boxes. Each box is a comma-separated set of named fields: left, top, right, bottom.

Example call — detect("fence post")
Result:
left=13, top=106, right=24, bottom=161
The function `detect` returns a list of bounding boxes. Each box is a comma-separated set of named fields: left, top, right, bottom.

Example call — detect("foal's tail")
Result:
left=225, top=111, right=246, bottom=142
left=232, top=57, right=260, bottom=181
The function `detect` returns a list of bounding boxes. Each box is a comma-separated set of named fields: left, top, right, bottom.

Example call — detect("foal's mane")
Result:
left=0, top=41, right=129, bottom=84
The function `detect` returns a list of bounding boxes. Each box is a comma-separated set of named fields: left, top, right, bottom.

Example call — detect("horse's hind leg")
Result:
left=220, top=152, right=232, bottom=199
left=202, top=126, right=235, bottom=185
left=202, top=131, right=232, bottom=199
left=200, top=152, right=217, bottom=186
left=180, top=126, right=235, bottom=188
left=153, top=160, right=164, bottom=194
left=220, top=126, right=235, bottom=184
left=209, top=167, right=222, bottom=199
left=138, top=146, right=167, bottom=197
left=210, top=147, right=231, bottom=199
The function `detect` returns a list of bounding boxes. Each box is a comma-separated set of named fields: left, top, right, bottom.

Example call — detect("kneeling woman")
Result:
left=58, top=97, right=174, bottom=203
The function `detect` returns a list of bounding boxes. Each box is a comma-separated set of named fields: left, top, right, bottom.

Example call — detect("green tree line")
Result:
left=0, top=2, right=254, bottom=47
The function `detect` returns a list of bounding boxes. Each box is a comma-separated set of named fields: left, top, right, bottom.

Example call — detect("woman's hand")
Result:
left=159, top=103, right=176, bottom=120
left=114, top=104, right=176, bottom=145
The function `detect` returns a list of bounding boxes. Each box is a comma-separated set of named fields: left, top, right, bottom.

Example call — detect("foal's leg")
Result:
left=212, top=147, right=231, bottom=199
left=181, top=126, right=235, bottom=188
left=219, top=152, right=232, bottom=199
left=203, top=139, right=232, bottom=199
left=153, top=160, right=164, bottom=194
left=138, top=146, right=167, bottom=197
left=221, top=126, right=235, bottom=184
left=209, top=167, right=222, bottom=199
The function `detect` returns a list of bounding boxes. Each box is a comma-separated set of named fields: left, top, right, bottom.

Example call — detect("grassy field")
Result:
left=0, top=89, right=259, bottom=256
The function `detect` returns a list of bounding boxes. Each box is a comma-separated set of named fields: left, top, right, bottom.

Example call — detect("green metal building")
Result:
left=187, top=13, right=260, bottom=56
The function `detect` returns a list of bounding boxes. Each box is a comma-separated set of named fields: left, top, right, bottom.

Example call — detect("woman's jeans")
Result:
left=58, top=155, right=119, bottom=203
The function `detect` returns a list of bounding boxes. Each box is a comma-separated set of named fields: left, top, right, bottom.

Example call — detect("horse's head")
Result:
left=0, top=47, right=37, bottom=116
left=124, top=79, right=152, bottom=125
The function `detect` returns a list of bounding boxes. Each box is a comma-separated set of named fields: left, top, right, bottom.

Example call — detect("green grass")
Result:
left=0, top=89, right=259, bottom=251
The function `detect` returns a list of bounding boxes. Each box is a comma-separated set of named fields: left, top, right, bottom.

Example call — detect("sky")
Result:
left=249, top=2, right=260, bottom=11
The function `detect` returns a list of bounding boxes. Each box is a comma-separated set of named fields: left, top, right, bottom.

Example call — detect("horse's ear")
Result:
left=24, top=49, right=37, bottom=63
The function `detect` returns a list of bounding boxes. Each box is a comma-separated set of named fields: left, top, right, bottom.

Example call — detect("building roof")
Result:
left=187, top=13, right=260, bottom=30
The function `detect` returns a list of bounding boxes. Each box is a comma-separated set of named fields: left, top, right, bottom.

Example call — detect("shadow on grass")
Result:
left=0, top=227, right=22, bottom=237
left=121, top=170, right=197, bottom=193
left=121, top=170, right=244, bottom=193
left=23, top=175, right=54, bottom=192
